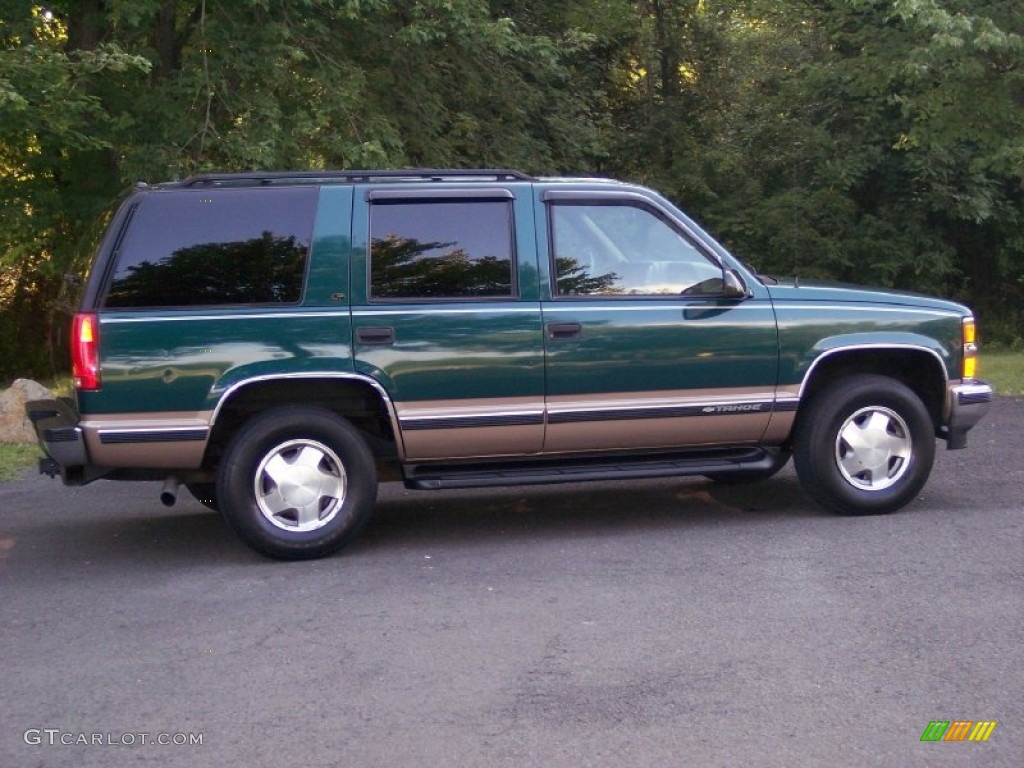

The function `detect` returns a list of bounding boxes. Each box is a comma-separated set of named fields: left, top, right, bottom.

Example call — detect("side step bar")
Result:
left=404, top=447, right=780, bottom=491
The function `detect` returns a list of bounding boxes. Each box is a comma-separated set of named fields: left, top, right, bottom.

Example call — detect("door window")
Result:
left=370, top=200, right=515, bottom=300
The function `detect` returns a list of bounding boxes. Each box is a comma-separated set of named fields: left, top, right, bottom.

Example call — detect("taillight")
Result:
left=72, top=312, right=101, bottom=390
left=962, top=317, right=977, bottom=381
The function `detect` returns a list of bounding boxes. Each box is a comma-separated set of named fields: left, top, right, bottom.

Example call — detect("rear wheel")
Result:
left=793, top=375, right=935, bottom=515
left=217, top=406, right=377, bottom=559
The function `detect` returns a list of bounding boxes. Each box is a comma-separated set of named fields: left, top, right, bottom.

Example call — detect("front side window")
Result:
left=550, top=202, right=724, bottom=297
left=105, top=187, right=315, bottom=308
left=370, top=200, right=514, bottom=300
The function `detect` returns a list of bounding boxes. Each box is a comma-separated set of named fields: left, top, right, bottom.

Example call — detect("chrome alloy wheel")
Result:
left=253, top=439, right=347, bottom=532
left=834, top=406, right=912, bottom=492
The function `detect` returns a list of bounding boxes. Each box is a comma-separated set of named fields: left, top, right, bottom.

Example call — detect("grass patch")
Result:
left=982, top=350, right=1024, bottom=396
left=0, top=443, right=41, bottom=482
left=40, top=375, right=73, bottom=398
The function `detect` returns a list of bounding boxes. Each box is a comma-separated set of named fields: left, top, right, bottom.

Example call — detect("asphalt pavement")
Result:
left=1, top=398, right=1021, bottom=767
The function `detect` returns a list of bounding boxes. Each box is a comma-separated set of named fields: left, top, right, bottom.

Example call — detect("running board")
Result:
left=404, top=447, right=776, bottom=491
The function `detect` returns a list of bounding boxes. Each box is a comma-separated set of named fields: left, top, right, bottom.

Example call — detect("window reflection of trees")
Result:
left=371, top=235, right=513, bottom=298
left=555, top=255, right=724, bottom=297
left=554, top=256, right=621, bottom=296
left=106, top=232, right=307, bottom=307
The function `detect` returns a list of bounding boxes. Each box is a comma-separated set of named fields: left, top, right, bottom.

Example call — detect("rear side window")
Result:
left=369, top=200, right=514, bottom=300
left=104, top=187, right=316, bottom=308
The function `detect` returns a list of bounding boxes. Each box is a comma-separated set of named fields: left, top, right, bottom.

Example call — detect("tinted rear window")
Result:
left=104, top=187, right=316, bottom=308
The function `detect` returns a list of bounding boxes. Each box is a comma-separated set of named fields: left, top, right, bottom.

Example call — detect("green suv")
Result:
left=27, top=169, right=993, bottom=559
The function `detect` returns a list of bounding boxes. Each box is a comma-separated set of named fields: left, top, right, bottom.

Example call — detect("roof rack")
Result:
left=179, top=169, right=535, bottom=187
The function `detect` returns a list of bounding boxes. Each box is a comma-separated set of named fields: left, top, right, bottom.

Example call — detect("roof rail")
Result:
left=180, top=169, right=535, bottom=187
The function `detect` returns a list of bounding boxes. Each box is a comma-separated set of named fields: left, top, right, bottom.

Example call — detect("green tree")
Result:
left=1, top=3, right=150, bottom=377
left=610, top=1, right=1023, bottom=343
left=3, top=0, right=1023, bottom=385
left=0, top=0, right=611, bottom=381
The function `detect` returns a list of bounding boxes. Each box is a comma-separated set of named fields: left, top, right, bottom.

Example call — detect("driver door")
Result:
left=538, top=191, right=780, bottom=453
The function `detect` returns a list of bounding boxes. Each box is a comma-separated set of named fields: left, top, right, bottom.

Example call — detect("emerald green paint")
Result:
left=350, top=185, right=545, bottom=409
left=541, top=299, right=780, bottom=396
left=531, top=189, right=554, bottom=303
left=303, top=186, right=353, bottom=306
left=533, top=181, right=779, bottom=421
left=769, top=284, right=967, bottom=383
left=351, top=305, right=545, bottom=403
left=514, top=192, right=541, bottom=303
left=767, top=281, right=968, bottom=314
left=85, top=310, right=353, bottom=414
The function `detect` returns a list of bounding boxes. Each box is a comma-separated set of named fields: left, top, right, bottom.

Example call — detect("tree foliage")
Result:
left=2, top=0, right=1022, bottom=381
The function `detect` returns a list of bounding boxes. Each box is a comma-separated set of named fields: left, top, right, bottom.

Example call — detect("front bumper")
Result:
left=945, top=380, right=994, bottom=449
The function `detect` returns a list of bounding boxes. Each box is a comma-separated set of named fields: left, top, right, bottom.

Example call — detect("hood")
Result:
left=764, top=278, right=969, bottom=315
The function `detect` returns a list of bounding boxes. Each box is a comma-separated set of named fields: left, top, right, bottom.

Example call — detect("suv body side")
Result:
left=35, top=177, right=986, bottom=477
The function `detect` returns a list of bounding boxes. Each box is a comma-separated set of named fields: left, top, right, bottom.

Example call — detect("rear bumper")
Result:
left=24, top=398, right=109, bottom=484
left=26, top=398, right=88, bottom=469
left=26, top=398, right=211, bottom=485
left=944, top=380, right=994, bottom=449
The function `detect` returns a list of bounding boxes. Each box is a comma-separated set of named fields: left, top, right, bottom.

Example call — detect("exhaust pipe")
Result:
left=160, top=476, right=180, bottom=507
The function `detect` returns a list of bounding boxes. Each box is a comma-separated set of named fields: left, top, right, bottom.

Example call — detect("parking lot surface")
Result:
left=1, top=398, right=1021, bottom=767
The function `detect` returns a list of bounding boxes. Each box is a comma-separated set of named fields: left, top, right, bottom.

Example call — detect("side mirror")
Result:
left=722, top=269, right=750, bottom=299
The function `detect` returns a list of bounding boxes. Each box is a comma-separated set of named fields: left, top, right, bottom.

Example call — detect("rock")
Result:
left=0, top=379, right=53, bottom=444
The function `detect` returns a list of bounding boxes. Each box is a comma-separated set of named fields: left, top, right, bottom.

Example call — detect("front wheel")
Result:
left=793, top=375, right=935, bottom=516
left=217, top=406, right=378, bottom=559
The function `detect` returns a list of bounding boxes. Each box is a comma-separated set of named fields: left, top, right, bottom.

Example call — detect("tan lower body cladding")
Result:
left=81, top=412, right=212, bottom=469
left=397, top=388, right=797, bottom=460
left=79, top=387, right=799, bottom=468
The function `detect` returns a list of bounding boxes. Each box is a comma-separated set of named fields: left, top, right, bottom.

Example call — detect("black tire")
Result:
left=186, top=482, right=219, bottom=512
left=793, top=375, right=935, bottom=515
left=217, top=406, right=378, bottom=560
left=704, top=449, right=791, bottom=484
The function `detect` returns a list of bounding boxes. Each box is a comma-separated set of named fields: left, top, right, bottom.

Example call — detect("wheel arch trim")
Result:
left=210, top=372, right=406, bottom=458
left=796, top=343, right=949, bottom=400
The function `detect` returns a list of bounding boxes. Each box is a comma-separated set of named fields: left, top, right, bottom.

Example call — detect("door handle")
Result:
left=546, top=322, right=582, bottom=340
left=356, top=326, right=395, bottom=345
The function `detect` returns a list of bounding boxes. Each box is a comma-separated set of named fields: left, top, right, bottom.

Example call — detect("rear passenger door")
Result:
left=350, top=187, right=545, bottom=460
left=537, top=190, right=779, bottom=453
